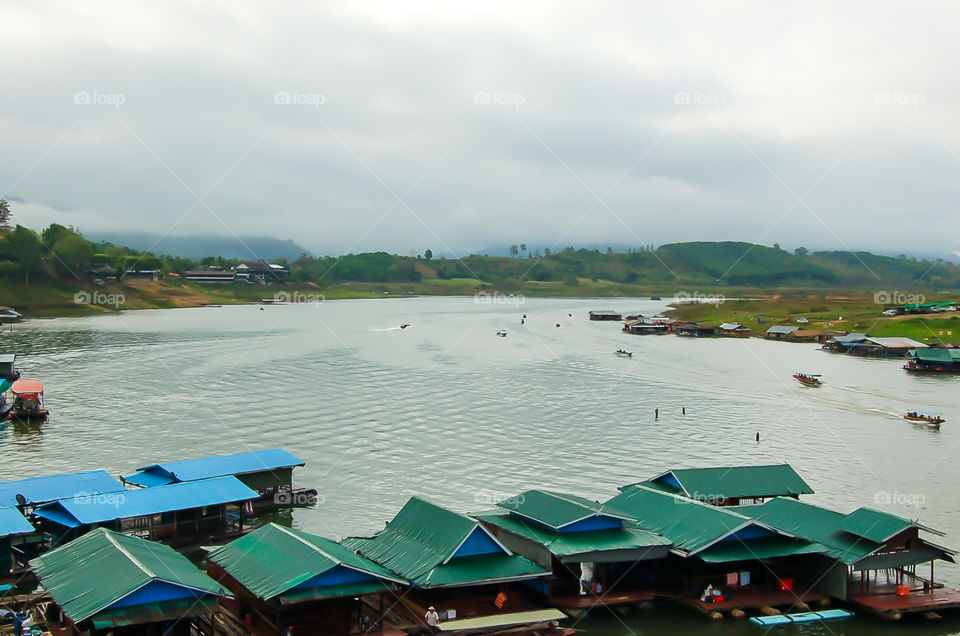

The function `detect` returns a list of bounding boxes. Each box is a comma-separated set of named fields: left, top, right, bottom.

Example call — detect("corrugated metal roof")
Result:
left=837, top=508, right=918, bottom=543
left=341, top=496, right=548, bottom=587
left=732, top=498, right=881, bottom=565
left=634, top=464, right=814, bottom=501
left=0, top=470, right=126, bottom=507
left=718, top=322, right=746, bottom=330
left=123, top=448, right=304, bottom=486
left=864, top=337, right=928, bottom=349
left=604, top=485, right=781, bottom=556
left=30, top=528, right=227, bottom=623
left=0, top=506, right=34, bottom=537
left=496, top=490, right=631, bottom=530
left=474, top=510, right=670, bottom=561
left=697, top=536, right=827, bottom=563
left=911, top=348, right=960, bottom=364
left=208, top=523, right=404, bottom=600
left=33, top=476, right=257, bottom=527
left=766, top=326, right=800, bottom=334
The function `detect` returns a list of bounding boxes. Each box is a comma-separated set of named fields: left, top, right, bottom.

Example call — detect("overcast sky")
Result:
left=2, top=1, right=959, bottom=258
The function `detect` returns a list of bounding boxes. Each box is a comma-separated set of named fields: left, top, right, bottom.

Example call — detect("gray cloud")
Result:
left=1, top=0, right=958, bottom=259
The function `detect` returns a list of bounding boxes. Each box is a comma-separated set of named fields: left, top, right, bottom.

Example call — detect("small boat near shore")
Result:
left=793, top=373, right=822, bottom=387
left=615, top=349, right=633, bottom=358
left=7, top=379, right=49, bottom=422
left=905, top=410, right=945, bottom=428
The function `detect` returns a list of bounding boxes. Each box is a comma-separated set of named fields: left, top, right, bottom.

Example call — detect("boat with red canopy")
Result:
left=8, top=379, right=49, bottom=422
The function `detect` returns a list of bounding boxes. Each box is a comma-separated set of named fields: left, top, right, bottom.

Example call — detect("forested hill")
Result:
left=0, top=219, right=957, bottom=292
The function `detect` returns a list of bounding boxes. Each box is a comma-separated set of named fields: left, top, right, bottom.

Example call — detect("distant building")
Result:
left=235, top=259, right=289, bottom=283
left=185, top=270, right=237, bottom=283
left=765, top=325, right=800, bottom=340
left=717, top=322, right=751, bottom=337
left=589, top=310, right=622, bottom=321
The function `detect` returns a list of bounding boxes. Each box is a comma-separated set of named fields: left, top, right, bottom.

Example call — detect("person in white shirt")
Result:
left=425, top=606, right=440, bottom=632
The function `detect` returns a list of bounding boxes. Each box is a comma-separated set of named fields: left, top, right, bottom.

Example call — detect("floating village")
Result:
left=0, top=452, right=957, bottom=635
left=0, top=305, right=958, bottom=635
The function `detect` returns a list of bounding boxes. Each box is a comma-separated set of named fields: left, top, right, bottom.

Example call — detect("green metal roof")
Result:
left=474, top=510, right=671, bottom=561
left=732, top=499, right=881, bottom=565
left=697, top=536, right=828, bottom=563
left=497, top=490, right=632, bottom=530
left=634, top=464, right=814, bottom=501
left=30, top=528, right=227, bottom=623
left=278, top=580, right=393, bottom=605
left=837, top=508, right=921, bottom=543
left=909, top=348, right=960, bottom=364
left=207, top=523, right=404, bottom=601
left=342, top=496, right=548, bottom=588
left=604, top=485, right=779, bottom=556
left=422, top=553, right=548, bottom=587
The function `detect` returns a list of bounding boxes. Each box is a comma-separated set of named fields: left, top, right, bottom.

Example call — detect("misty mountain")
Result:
left=91, top=233, right=312, bottom=261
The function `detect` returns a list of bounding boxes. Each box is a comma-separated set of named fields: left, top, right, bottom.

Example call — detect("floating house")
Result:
left=605, top=485, right=832, bottom=616
left=0, top=307, right=23, bottom=324
left=623, top=319, right=670, bottom=335
left=765, top=325, right=800, bottom=340
left=904, top=348, right=960, bottom=373
left=31, top=528, right=229, bottom=635
left=633, top=464, right=814, bottom=506
left=342, top=496, right=557, bottom=632
left=588, top=310, right=621, bottom=321
left=673, top=322, right=716, bottom=337
left=0, top=507, right=34, bottom=575
left=121, top=448, right=312, bottom=512
left=735, top=498, right=960, bottom=620
left=716, top=322, right=751, bottom=337
left=207, top=523, right=405, bottom=635
left=32, top=476, right=258, bottom=548
left=823, top=334, right=928, bottom=357
left=474, top=490, right=671, bottom=615
left=0, top=470, right=128, bottom=571
left=0, top=354, right=19, bottom=381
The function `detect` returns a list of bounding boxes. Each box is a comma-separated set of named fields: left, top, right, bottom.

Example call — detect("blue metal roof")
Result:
left=0, top=507, right=34, bottom=537
left=33, top=476, right=258, bottom=528
left=122, top=448, right=304, bottom=487
left=0, top=470, right=126, bottom=508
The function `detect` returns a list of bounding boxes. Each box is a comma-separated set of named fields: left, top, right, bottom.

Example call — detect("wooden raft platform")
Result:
left=551, top=589, right=655, bottom=611
left=848, top=587, right=960, bottom=618
left=676, top=588, right=827, bottom=615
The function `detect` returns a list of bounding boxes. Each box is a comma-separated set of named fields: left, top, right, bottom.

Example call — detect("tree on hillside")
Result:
left=53, top=233, right=94, bottom=278
left=8, top=226, right=43, bottom=284
left=509, top=244, right=519, bottom=258
left=794, top=246, right=808, bottom=257
left=424, top=249, right=432, bottom=261
left=519, top=243, right=527, bottom=255
left=0, top=199, right=11, bottom=233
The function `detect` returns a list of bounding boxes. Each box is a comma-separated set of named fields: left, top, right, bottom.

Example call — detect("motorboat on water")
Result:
left=793, top=373, right=822, bottom=387
left=615, top=349, right=633, bottom=358
left=7, top=379, right=49, bottom=422
left=496, top=330, right=508, bottom=337
left=904, top=410, right=945, bottom=429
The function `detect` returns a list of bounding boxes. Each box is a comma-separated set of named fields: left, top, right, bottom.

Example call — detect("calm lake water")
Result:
left=2, top=296, right=960, bottom=635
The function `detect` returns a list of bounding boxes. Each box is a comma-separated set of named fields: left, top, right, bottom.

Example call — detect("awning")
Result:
left=854, top=547, right=955, bottom=571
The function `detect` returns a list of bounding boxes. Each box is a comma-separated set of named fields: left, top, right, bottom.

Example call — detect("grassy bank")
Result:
left=666, top=296, right=960, bottom=344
